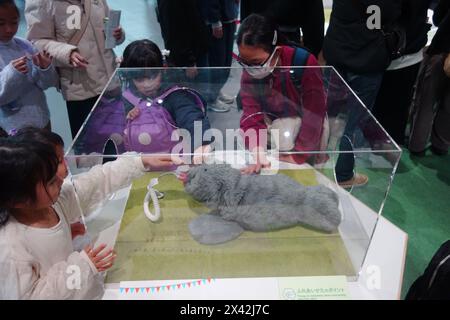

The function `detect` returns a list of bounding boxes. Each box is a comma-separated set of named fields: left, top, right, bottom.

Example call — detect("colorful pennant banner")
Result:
left=119, top=278, right=215, bottom=295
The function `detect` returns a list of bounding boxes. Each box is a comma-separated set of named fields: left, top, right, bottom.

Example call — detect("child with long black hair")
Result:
left=0, top=127, right=178, bottom=299
left=11, top=127, right=90, bottom=242
left=236, top=14, right=327, bottom=174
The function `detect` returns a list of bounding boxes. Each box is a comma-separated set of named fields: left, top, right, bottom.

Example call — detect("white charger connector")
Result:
left=143, top=165, right=191, bottom=222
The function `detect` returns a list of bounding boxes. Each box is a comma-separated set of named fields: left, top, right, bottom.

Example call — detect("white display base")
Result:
left=98, top=210, right=407, bottom=300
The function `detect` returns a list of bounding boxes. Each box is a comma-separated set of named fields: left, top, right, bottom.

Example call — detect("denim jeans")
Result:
left=334, top=69, right=383, bottom=182
left=196, top=22, right=236, bottom=103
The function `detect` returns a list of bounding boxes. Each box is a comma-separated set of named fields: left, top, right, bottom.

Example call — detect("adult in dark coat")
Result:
left=323, top=0, right=403, bottom=188
left=409, top=0, right=450, bottom=156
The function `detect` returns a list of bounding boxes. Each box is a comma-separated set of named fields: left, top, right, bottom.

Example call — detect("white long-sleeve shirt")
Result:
left=0, top=156, right=146, bottom=300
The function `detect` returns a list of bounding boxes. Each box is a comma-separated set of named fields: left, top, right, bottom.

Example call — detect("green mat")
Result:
left=106, top=170, right=355, bottom=283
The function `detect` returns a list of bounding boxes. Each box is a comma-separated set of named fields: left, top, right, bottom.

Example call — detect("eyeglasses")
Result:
left=237, top=55, right=271, bottom=68
left=236, top=47, right=278, bottom=68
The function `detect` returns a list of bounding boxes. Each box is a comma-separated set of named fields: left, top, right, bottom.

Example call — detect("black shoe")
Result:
left=430, top=145, right=448, bottom=156
left=410, top=149, right=426, bottom=157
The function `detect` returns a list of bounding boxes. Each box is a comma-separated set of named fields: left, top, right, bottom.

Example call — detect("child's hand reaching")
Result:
left=141, top=154, right=184, bottom=171
left=32, top=51, right=53, bottom=69
left=241, top=147, right=271, bottom=175
left=11, top=56, right=28, bottom=74
left=126, top=107, right=140, bottom=120
left=278, top=154, right=297, bottom=164
left=193, top=144, right=212, bottom=165
left=84, top=244, right=116, bottom=273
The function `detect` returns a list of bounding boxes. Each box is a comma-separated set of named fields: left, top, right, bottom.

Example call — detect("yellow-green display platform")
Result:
left=106, top=170, right=355, bottom=283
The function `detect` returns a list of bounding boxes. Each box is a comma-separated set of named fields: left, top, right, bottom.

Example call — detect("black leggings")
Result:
left=373, top=63, right=421, bottom=146
left=66, top=96, right=100, bottom=139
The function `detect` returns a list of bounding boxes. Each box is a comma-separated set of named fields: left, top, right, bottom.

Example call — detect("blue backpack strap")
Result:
left=290, top=46, right=311, bottom=88
left=290, top=46, right=331, bottom=95
left=158, top=86, right=206, bottom=114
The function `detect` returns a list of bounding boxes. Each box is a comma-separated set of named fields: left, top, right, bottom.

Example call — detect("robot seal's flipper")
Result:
left=188, top=214, right=244, bottom=245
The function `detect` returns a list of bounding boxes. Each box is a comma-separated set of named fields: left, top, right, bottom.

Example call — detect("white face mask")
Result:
left=244, top=47, right=280, bottom=80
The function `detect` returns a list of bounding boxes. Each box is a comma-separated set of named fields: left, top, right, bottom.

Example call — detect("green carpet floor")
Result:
left=381, top=149, right=450, bottom=299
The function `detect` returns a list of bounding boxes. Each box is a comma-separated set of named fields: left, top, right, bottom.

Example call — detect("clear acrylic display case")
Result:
left=65, top=66, right=402, bottom=284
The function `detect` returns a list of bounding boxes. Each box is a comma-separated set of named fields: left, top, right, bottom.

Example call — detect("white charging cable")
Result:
left=144, top=177, right=162, bottom=222
left=143, top=166, right=190, bottom=222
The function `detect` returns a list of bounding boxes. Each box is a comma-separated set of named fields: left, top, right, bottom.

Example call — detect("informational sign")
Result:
left=278, top=276, right=350, bottom=300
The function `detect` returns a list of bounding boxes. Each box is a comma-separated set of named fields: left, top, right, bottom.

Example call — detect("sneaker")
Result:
left=208, top=99, right=231, bottom=113
left=217, top=92, right=236, bottom=104
left=430, top=145, right=448, bottom=156
left=338, top=173, right=369, bottom=189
